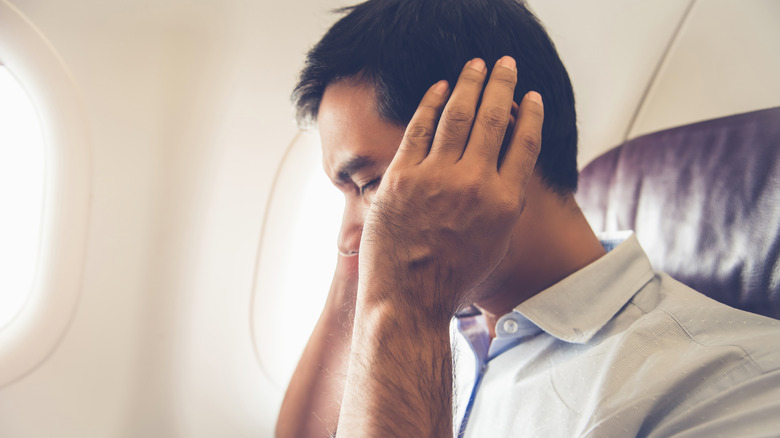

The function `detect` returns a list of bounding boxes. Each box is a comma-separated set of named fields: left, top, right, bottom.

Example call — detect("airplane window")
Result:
left=0, top=2, right=89, bottom=387
left=253, top=131, right=344, bottom=390
left=0, top=64, right=46, bottom=330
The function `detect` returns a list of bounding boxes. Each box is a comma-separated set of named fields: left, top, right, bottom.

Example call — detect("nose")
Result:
left=337, top=198, right=364, bottom=256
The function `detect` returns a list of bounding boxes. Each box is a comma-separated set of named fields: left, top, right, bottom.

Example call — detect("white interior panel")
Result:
left=528, top=0, right=694, bottom=167
left=630, top=0, right=780, bottom=139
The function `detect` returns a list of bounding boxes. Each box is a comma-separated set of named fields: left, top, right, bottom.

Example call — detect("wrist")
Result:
left=356, top=257, right=460, bottom=326
left=354, top=284, right=453, bottom=336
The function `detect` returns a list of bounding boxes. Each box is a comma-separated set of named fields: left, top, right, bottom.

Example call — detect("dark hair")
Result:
left=292, top=0, right=578, bottom=193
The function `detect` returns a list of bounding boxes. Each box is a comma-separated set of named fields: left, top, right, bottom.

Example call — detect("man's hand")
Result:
left=337, top=57, right=544, bottom=437
left=359, top=56, right=543, bottom=322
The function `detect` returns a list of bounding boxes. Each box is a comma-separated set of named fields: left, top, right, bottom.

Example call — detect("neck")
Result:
left=474, top=178, right=606, bottom=338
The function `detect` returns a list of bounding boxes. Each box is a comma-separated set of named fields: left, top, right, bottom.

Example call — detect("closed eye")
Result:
left=359, top=177, right=381, bottom=196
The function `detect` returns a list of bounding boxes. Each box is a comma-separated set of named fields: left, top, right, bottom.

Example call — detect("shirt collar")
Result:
left=513, top=233, right=654, bottom=344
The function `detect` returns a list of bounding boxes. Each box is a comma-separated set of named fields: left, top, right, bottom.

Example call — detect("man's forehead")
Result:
left=318, top=81, right=376, bottom=148
left=318, top=80, right=405, bottom=180
left=319, top=79, right=377, bottom=119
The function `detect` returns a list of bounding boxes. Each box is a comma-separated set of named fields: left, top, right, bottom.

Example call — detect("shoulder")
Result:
left=590, top=273, right=780, bottom=436
left=638, top=275, right=780, bottom=436
left=647, top=273, right=780, bottom=372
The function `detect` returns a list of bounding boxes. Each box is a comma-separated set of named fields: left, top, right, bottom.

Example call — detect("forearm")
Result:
left=337, top=300, right=453, bottom=437
left=276, top=275, right=356, bottom=437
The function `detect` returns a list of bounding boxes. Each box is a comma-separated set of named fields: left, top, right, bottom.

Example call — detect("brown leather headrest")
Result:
left=577, top=107, right=780, bottom=319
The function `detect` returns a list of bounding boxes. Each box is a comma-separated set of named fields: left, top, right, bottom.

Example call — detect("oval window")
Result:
left=252, top=130, right=345, bottom=390
left=0, top=0, right=91, bottom=386
left=0, top=64, right=46, bottom=329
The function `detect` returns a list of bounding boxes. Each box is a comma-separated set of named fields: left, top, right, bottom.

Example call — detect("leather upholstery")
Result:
left=577, top=107, right=780, bottom=320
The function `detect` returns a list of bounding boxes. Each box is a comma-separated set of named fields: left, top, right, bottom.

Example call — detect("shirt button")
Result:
left=502, top=318, right=519, bottom=334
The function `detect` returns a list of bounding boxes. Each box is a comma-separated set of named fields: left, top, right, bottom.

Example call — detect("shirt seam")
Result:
left=657, top=304, right=767, bottom=374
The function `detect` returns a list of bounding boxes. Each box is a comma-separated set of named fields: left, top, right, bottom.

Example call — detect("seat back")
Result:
left=577, top=107, right=780, bottom=319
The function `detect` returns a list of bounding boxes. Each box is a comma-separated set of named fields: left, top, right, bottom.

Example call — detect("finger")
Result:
left=500, top=91, right=543, bottom=190
left=391, top=80, right=451, bottom=168
left=427, top=58, right=488, bottom=162
left=463, top=56, right=517, bottom=165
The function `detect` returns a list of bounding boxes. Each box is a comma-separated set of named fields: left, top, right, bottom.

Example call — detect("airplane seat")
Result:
left=576, top=106, right=780, bottom=320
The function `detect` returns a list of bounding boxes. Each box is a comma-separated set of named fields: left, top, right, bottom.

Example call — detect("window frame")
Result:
left=0, top=1, right=91, bottom=387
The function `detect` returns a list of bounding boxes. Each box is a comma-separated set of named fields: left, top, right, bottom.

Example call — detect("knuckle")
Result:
left=524, top=103, right=545, bottom=121
left=440, top=118, right=469, bottom=139
left=461, top=172, right=484, bottom=196
left=517, top=132, right=542, bottom=155
left=491, top=71, right=517, bottom=89
left=460, top=70, right=486, bottom=87
left=399, top=123, right=433, bottom=154
left=405, top=122, right=434, bottom=141
left=443, top=105, right=474, bottom=124
left=480, top=105, right=510, bottom=130
left=499, top=191, right=521, bottom=211
left=417, top=100, right=441, bottom=114
left=439, top=105, right=474, bottom=139
left=462, top=180, right=482, bottom=201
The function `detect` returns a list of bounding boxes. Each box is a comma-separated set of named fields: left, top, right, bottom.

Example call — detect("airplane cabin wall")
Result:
left=629, top=0, right=780, bottom=138
left=0, top=0, right=777, bottom=437
left=0, top=0, right=345, bottom=436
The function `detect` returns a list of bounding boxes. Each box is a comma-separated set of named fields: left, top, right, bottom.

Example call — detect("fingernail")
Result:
left=498, top=56, right=516, bottom=72
left=432, top=80, right=449, bottom=95
left=468, top=58, right=486, bottom=73
left=526, top=91, right=543, bottom=106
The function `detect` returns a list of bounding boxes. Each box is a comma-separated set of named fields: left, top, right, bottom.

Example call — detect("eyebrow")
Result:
left=335, top=155, right=377, bottom=183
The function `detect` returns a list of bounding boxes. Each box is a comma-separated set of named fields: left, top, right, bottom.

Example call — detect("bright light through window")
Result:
left=253, top=131, right=345, bottom=388
left=0, top=64, right=46, bottom=329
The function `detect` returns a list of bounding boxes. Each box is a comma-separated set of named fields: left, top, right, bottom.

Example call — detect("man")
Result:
left=277, top=0, right=780, bottom=436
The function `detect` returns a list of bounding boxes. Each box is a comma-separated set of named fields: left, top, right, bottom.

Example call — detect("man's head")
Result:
left=293, top=0, right=578, bottom=194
